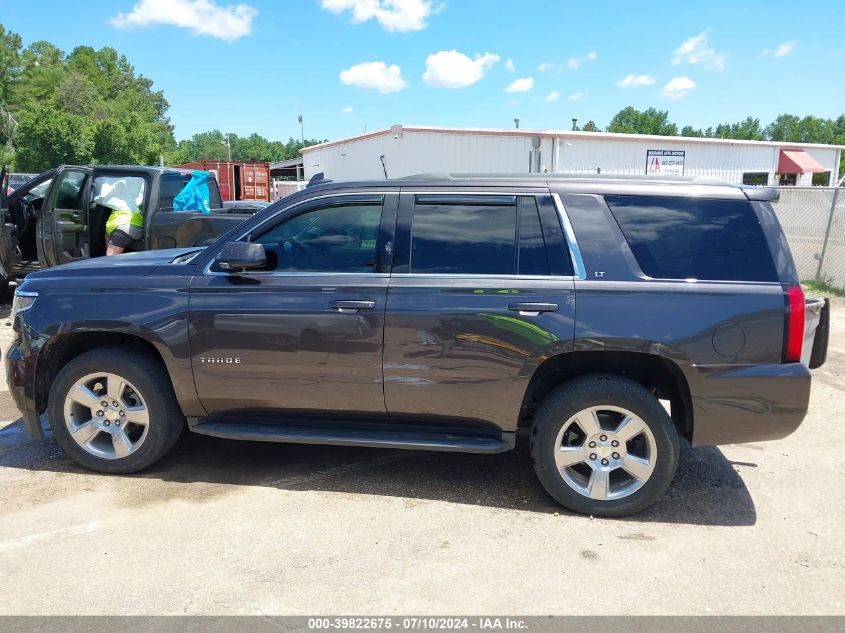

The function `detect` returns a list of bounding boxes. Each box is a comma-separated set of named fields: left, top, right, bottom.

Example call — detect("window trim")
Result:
left=203, top=192, right=394, bottom=277
left=394, top=191, right=585, bottom=281
left=202, top=189, right=587, bottom=281
left=551, top=194, right=586, bottom=280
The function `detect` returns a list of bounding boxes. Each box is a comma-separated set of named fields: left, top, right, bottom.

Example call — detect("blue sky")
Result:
left=4, top=0, right=844, bottom=142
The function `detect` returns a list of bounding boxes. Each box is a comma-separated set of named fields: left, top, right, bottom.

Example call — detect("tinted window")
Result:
left=54, top=172, right=87, bottom=210
left=159, top=173, right=222, bottom=209
left=255, top=203, right=382, bottom=273
left=411, top=202, right=516, bottom=275
left=517, top=197, right=550, bottom=275
left=605, top=195, right=778, bottom=282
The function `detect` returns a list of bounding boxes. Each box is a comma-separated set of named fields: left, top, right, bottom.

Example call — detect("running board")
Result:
left=188, top=418, right=515, bottom=454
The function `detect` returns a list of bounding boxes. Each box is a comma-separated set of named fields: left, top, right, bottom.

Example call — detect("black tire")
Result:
left=47, top=346, right=185, bottom=473
left=530, top=375, right=679, bottom=517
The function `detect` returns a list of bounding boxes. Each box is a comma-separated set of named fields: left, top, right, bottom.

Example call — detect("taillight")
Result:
left=784, top=285, right=805, bottom=363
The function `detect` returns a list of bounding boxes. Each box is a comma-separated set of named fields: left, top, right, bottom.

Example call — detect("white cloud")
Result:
left=340, top=61, right=408, bottom=93
left=763, top=40, right=797, bottom=57
left=341, top=106, right=354, bottom=113
left=505, top=58, right=515, bottom=72
left=567, top=51, right=597, bottom=70
left=111, top=0, right=258, bottom=42
left=672, top=29, right=726, bottom=70
left=568, top=91, right=584, bottom=101
left=320, top=0, right=442, bottom=33
left=537, top=62, right=556, bottom=72
left=616, top=74, right=656, bottom=88
left=661, top=76, right=696, bottom=100
left=545, top=90, right=560, bottom=102
left=505, top=77, right=534, bottom=93
left=422, top=50, right=500, bottom=88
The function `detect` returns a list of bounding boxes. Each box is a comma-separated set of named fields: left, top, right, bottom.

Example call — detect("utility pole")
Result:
left=298, top=114, right=304, bottom=143
left=223, top=133, right=232, bottom=162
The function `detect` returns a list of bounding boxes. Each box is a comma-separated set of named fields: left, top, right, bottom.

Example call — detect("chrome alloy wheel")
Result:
left=553, top=405, right=657, bottom=501
left=63, top=372, right=150, bottom=460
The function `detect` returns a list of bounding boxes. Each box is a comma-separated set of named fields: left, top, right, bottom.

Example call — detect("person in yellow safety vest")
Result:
left=93, top=176, right=145, bottom=255
left=104, top=205, right=144, bottom=255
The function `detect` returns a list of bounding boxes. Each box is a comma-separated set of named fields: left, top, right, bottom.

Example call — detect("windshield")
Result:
left=23, top=178, right=53, bottom=203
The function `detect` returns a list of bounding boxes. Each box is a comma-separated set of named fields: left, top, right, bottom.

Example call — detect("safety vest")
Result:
left=105, top=208, right=144, bottom=235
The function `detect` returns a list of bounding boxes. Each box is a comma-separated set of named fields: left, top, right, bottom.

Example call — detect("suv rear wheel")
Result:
left=530, top=375, right=679, bottom=517
left=47, top=347, right=184, bottom=473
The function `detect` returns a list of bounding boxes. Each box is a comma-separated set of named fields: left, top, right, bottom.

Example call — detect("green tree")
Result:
left=680, top=125, right=704, bottom=137
left=11, top=41, right=65, bottom=108
left=14, top=104, right=93, bottom=171
left=607, top=107, right=678, bottom=136
left=0, top=24, right=22, bottom=105
left=581, top=120, right=601, bottom=132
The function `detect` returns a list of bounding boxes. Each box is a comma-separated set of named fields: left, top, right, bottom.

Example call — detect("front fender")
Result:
left=16, top=275, right=204, bottom=418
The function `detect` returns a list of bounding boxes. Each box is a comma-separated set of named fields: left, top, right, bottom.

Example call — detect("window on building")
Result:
left=742, top=172, right=769, bottom=186
left=812, top=172, right=832, bottom=186
left=778, top=173, right=798, bottom=186
left=604, top=195, right=779, bottom=282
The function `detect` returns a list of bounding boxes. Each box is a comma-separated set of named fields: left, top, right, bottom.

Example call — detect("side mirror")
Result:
left=217, top=241, right=267, bottom=272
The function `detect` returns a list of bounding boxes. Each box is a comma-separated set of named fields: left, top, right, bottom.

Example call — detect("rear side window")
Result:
left=517, top=197, right=550, bottom=276
left=409, top=197, right=560, bottom=276
left=604, top=195, right=778, bottom=282
left=159, top=174, right=223, bottom=210
left=411, top=200, right=517, bottom=275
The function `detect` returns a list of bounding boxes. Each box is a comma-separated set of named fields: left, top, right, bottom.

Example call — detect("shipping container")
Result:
left=172, top=161, right=272, bottom=202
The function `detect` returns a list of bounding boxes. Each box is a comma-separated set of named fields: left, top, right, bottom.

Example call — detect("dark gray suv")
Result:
left=6, top=174, right=829, bottom=516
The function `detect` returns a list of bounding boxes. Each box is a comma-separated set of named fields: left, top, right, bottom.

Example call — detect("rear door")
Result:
left=39, top=166, right=92, bottom=267
left=382, top=190, right=577, bottom=433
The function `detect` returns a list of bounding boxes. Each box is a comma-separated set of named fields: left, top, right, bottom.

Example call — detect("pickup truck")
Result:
left=5, top=173, right=831, bottom=516
left=0, top=165, right=259, bottom=285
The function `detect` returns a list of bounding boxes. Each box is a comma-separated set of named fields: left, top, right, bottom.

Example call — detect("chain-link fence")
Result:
left=773, top=185, right=845, bottom=289
left=8, top=173, right=37, bottom=190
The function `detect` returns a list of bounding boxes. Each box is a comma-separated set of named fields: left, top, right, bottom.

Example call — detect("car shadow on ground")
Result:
left=0, top=417, right=756, bottom=526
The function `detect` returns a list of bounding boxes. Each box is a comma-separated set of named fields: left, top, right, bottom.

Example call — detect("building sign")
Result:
left=646, top=149, right=686, bottom=176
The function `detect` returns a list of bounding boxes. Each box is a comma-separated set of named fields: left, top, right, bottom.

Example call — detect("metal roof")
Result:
left=270, top=157, right=304, bottom=170
left=301, top=124, right=845, bottom=153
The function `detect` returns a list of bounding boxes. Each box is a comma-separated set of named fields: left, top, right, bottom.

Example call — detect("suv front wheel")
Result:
left=531, top=375, right=679, bottom=517
left=48, top=347, right=185, bottom=473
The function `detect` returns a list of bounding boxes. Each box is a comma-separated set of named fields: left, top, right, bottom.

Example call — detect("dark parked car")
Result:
left=0, top=165, right=259, bottom=284
left=5, top=174, right=829, bottom=516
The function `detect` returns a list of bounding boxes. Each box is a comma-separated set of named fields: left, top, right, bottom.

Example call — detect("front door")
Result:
left=383, top=192, right=577, bottom=433
left=40, top=167, right=92, bottom=267
left=189, top=193, right=397, bottom=421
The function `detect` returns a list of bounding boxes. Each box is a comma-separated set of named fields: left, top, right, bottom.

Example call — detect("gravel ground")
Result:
left=0, top=298, right=842, bottom=615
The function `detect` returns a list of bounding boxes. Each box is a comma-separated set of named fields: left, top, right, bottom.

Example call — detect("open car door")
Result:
left=0, top=165, right=10, bottom=280
left=38, top=166, right=92, bottom=268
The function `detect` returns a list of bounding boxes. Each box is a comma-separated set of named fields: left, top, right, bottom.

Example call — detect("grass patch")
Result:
left=802, top=279, right=845, bottom=298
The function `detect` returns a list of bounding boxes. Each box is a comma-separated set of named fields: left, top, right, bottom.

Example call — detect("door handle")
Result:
left=329, top=300, right=376, bottom=313
left=508, top=302, right=559, bottom=316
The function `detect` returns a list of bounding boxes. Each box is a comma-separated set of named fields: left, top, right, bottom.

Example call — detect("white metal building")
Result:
left=301, top=125, right=844, bottom=187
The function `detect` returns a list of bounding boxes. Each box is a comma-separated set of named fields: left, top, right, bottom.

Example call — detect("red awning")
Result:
left=778, top=149, right=827, bottom=174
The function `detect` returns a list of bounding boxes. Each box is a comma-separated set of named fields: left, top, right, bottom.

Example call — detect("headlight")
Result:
left=12, top=290, right=37, bottom=318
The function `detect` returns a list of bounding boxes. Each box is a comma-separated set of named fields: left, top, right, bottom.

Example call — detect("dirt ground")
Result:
left=0, top=299, right=842, bottom=616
